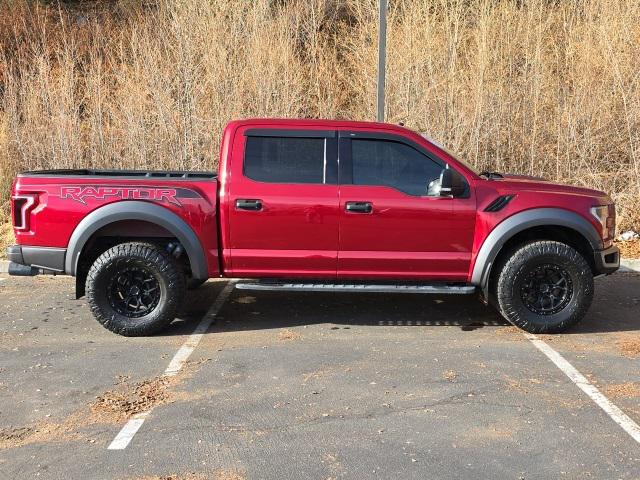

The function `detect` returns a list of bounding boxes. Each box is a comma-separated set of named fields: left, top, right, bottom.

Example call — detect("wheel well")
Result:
left=487, top=225, right=596, bottom=299
left=74, top=220, right=192, bottom=298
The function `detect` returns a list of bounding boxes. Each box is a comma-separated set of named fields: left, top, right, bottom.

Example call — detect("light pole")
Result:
left=376, top=0, right=387, bottom=123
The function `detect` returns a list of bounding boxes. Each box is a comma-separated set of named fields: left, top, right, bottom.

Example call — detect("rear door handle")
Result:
left=345, top=201, right=373, bottom=214
left=236, top=199, right=263, bottom=211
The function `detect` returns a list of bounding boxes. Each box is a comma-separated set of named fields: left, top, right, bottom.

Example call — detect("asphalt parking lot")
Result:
left=0, top=273, right=639, bottom=479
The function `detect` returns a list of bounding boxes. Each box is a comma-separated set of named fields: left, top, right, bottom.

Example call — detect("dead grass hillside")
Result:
left=1, top=0, right=639, bottom=241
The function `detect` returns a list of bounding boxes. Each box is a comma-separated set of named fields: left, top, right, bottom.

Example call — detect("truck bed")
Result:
left=10, top=168, right=221, bottom=278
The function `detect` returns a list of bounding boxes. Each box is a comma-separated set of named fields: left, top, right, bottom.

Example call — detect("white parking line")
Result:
left=526, top=333, right=640, bottom=444
left=106, top=411, right=150, bottom=450
left=107, top=281, right=236, bottom=450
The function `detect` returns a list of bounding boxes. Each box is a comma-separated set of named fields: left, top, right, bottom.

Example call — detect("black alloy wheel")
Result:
left=519, top=263, right=573, bottom=316
left=108, top=266, right=161, bottom=318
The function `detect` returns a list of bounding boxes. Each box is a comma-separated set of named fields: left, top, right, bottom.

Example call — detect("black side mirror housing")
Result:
left=440, top=167, right=467, bottom=197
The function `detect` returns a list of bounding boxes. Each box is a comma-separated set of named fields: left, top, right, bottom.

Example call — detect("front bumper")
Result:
left=594, top=245, right=620, bottom=275
left=7, top=245, right=66, bottom=275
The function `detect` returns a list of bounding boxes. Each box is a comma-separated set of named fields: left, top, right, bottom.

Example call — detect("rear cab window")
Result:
left=243, top=131, right=337, bottom=184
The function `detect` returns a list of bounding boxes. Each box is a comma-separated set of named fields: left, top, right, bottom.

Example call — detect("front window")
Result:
left=351, top=138, right=443, bottom=196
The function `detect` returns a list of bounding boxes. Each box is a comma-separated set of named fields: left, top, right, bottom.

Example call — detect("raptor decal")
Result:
left=60, top=186, right=183, bottom=206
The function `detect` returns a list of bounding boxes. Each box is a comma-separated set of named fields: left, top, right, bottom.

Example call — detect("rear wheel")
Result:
left=86, top=242, right=185, bottom=336
left=495, top=240, right=593, bottom=333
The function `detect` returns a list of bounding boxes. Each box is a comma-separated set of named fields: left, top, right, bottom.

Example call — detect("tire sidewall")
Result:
left=86, top=243, right=185, bottom=336
left=497, top=242, right=593, bottom=333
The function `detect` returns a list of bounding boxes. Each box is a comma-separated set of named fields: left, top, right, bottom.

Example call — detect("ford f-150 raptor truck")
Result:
left=7, top=119, right=620, bottom=336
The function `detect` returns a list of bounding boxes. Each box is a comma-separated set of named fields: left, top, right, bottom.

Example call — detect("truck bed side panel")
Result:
left=12, top=175, right=220, bottom=277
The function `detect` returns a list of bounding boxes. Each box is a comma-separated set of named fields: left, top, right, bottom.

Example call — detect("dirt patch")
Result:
left=91, top=359, right=209, bottom=422
left=127, top=474, right=223, bottom=480
left=302, top=370, right=327, bottom=383
left=494, top=326, right=524, bottom=339
left=0, top=359, right=209, bottom=450
left=128, top=474, right=209, bottom=480
left=214, top=471, right=246, bottom=480
left=443, top=370, right=457, bottom=382
left=0, top=417, right=84, bottom=449
left=90, top=376, right=176, bottom=422
left=617, top=337, right=640, bottom=358
left=278, top=329, right=301, bottom=341
left=146, top=472, right=247, bottom=480
left=502, top=375, right=585, bottom=408
left=603, top=382, right=640, bottom=398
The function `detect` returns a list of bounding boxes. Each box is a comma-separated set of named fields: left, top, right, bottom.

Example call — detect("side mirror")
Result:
left=440, top=167, right=467, bottom=197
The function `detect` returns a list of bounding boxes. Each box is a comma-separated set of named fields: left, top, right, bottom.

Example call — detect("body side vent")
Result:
left=484, top=194, right=515, bottom=212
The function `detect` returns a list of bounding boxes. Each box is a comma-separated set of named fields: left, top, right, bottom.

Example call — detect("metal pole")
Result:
left=376, top=0, right=387, bottom=123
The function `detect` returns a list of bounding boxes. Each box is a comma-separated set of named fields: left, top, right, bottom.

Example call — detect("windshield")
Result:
left=420, top=134, right=481, bottom=176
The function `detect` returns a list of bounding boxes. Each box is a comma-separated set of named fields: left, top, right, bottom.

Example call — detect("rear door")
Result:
left=226, top=127, right=339, bottom=277
left=337, top=131, right=473, bottom=280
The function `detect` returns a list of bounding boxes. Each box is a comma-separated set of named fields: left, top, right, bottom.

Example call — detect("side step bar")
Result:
left=235, top=281, right=476, bottom=295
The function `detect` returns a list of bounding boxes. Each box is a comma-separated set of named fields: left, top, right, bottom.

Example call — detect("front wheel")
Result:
left=495, top=240, right=593, bottom=334
left=86, top=242, right=186, bottom=336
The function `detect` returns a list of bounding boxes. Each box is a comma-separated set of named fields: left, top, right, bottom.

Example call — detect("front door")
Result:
left=337, top=131, right=474, bottom=281
left=227, top=127, right=339, bottom=277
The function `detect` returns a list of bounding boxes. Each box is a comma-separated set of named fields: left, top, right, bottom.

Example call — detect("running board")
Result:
left=235, top=281, right=476, bottom=295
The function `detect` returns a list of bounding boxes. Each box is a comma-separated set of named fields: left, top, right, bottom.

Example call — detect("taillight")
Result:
left=11, top=194, right=38, bottom=231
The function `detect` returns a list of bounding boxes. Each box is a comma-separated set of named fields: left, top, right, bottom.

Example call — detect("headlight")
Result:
left=590, top=204, right=615, bottom=243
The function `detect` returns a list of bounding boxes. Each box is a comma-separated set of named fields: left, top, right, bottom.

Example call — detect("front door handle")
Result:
left=236, top=199, right=263, bottom=211
left=345, top=201, right=373, bottom=214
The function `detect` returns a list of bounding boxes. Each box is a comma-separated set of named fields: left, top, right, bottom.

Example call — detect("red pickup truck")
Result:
left=7, top=119, right=619, bottom=336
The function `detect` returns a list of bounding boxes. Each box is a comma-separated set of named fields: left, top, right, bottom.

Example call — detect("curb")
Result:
left=2, top=259, right=640, bottom=275
left=619, top=258, right=640, bottom=273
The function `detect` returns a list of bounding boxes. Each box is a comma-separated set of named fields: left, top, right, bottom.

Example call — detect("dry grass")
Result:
left=0, top=0, right=639, bottom=233
left=615, top=239, right=640, bottom=259
left=0, top=220, right=13, bottom=258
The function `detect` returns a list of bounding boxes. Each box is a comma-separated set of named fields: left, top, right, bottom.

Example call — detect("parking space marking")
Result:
left=107, top=281, right=236, bottom=450
left=165, top=281, right=236, bottom=376
left=526, top=333, right=640, bottom=444
left=106, top=411, right=150, bottom=450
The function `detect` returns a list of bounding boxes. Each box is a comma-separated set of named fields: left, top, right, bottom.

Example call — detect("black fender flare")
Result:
left=65, top=201, right=209, bottom=280
left=471, top=207, right=602, bottom=292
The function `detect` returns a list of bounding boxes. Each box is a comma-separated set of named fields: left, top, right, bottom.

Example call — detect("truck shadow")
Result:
left=166, top=283, right=508, bottom=335
left=164, top=273, right=640, bottom=336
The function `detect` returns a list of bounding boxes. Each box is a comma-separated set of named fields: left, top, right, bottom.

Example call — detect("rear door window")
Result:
left=244, top=136, right=326, bottom=184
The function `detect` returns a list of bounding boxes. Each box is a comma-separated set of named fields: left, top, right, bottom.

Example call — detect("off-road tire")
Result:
left=86, top=242, right=186, bottom=336
left=495, top=240, right=593, bottom=334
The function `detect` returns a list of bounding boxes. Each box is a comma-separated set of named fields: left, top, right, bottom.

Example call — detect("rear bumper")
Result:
left=7, top=245, right=66, bottom=274
left=594, top=245, right=620, bottom=275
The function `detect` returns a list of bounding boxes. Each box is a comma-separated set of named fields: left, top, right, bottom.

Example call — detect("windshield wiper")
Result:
left=479, top=171, right=504, bottom=179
